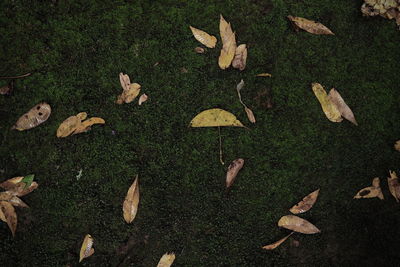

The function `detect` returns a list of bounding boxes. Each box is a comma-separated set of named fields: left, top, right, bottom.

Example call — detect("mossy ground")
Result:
left=1, top=0, right=400, bottom=266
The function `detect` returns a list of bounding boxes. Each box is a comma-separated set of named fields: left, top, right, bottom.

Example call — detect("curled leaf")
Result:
left=328, top=89, right=358, bottom=125
left=290, top=189, right=320, bottom=214
left=12, top=102, right=51, bottom=131
left=157, top=252, right=176, bottom=267
left=232, top=44, right=247, bottom=71
left=116, top=73, right=141, bottom=104
left=262, top=232, right=294, bottom=250
left=354, top=177, right=384, bottom=200
left=79, top=234, right=94, bottom=262
left=0, top=201, right=17, bottom=236
left=218, top=15, right=237, bottom=69
left=288, top=15, right=334, bottom=35
left=226, top=158, right=244, bottom=188
left=123, top=175, right=140, bottom=224
left=138, top=93, right=148, bottom=105
left=278, top=215, right=320, bottom=234
left=312, top=83, right=342, bottom=122
left=189, top=108, right=244, bottom=127
left=388, top=171, right=400, bottom=202
left=189, top=26, right=217, bottom=48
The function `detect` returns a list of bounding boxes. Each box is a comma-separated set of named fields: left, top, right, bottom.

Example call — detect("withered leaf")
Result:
left=387, top=171, right=400, bottom=202
left=328, top=89, right=358, bottom=125
left=57, top=113, right=105, bottom=137
left=232, top=44, right=247, bottom=71
left=290, top=189, right=320, bottom=214
left=236, top=80, right=256, bottom=123
left=312, top=83, right=342, bottom=122
left=189, top=26, right=217, bottom=48
left=288, top=15, right=334, bottom=35
left=138, top=94, right=148, bottom=105
left=226, top=158, right=244, bottom=188
left=12, top=102, right=51, bottom=131
left=157, top=252, right=176, bottom=267
left=354, top=177, right=384, bottom=200
left=262, top=232, right=294, bottom=250
left=9, top=196, right=29, bottom=208
left=0, top=176, right=38, bottom=197
left=116, top=73, right=141, bottom=104
left=79, top=234, right=94, bottom=262
left=73, top=117, right=105, bottom=135
left=0, top=176, right=24, bottom=190
left=0, top=201, right=17, bottom=236
left=218, top=15, right=237, bottom=69
left=278, top=215, right=320, bottom=234
left=244, top=107, right=256, bottom=123
left=123, top=175, right=140, bottom=224
left=194, top=47, right=205, bottom=54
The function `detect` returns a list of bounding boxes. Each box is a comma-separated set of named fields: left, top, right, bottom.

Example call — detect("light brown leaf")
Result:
left=354, top=177, right=384, bottom=200
left=387, top=171, right=400, bottom=202
left=12, top=102, right=51, bottom=131
left=189, top=26, right=217, bottom=48
left=289, top=189, right=320, bottom=214
left=0, top=207, right=6, bottom=222
left=394, top=140, right=400, bottom=151
left=226, top=158, right=244, bottom=188
left=288, top=15, right=334, bottom=35
left=236, top=80, right=256, bottom=123
left=262, top=232, right=294, bottom=250
left=9, top=196, right=29, bottom=208
left=138, top=94, right=148, bottom=105
left=123, top=175, right=140, bottom=224
left=244, top=107, right=256, bottom=123
left=7, top=182, right=39, bottom=197
left=119, top=73, right=131, bottom=91
left=232, top=44, right=247, bottom=71
left=278, top=215, right=320, bottom=234
left=0, top=176, right=24, bottom=190
left=56, top=115, right=81, bottom=137
left=73, top=117, right=105, bottom=135
left=116, top=73, right=141, bottom=104
left=218, top=15, right=236, bottom=69
left=0, top=191, right=13, bottom=201
left=328, top=88, right=358, bottom=125
left=194, top=47, right=205, bottom=54
left=79, top=234, right=94, bottom=262
left=0, top=201, right=17, bottom=236
left=157, top=252, right=175, bottom=267
left=312, top=83, right=342, bottom=122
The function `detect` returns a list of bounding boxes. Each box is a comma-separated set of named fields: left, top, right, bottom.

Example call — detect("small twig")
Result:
left=218, top=127, right=224, bottom=165
left=0, top=73, right=31, bottom=79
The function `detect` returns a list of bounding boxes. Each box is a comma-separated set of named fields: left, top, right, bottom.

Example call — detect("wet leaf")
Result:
left=218, top=15, right=236, bottom=69
left=388, top=171, right=400, bottom=202
left=79, top=234, right=94, bottom=262
left=262, top=232, right=294, bottom=250
left=189, top=26, right=217, bottom=48
left=232, top=44, right=247, bottom=71
left=0, top=201, right=17, bottom=236
left=194, top=47, right=205, bottom=54
left=226, top=158, right=244, bottom=188
left=116, top=73, right=141, bottom=104
left=328, top=89, right=358, bottom=125
left=138, top=94, right=148, bottom=105
left=12, top=102, right=51, bottom=131
left=354, top=177, right=384, bottom=200
left=312, top=83, right=342, bottom=122
left=157, top=252, right=175, bottom=267
left=394, top=140, right=400, bottom=151
left=289, top=189, right=320, bottom=214
left=278, top=215, right=320, bottom=234
left=288, top=15, right=334, bottom=35
left=236, top=80, right=256, bottom=123
left=189, top=108, right=244, bottom=127
left=256, top=73, right=272, bottom=77
left=123, top=175, right=140, bottom=224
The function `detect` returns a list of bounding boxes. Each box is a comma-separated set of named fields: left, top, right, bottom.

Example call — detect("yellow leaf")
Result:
left=312, top=83, right=342, bottom=122
left=218, top=15, right=236, bottom=69
left=262, top=232, right=294, bottom=250
left=328, top=88, right=358, bottom=125
left=73, top=117, right=105, bottom=135
left=189, top=26, right=217, bottom=48
left=289, top=189, right=320, bottom=214
left=79, top=234, right=94, bottom=262
left=157, top=252, right=176, bottom=267
left=232, top=44, right=247, bottom=71
left=189, top=108, right=244, bottom=127
left=12, top=102, right=51, bottom=131
left=56, top=115, right=81, bottom=137
left=0, top=201, right=17, bottom=237
left=288, top=15, right=334, bottom=35
left=226, top=158, right=244, bottom=188
left=387, top=171, right=400, bottom=202
left=123, top=175, right=140, bottom=224
left=256, top=73, right=272, bottom=77
left=278, top=215, right=320, bottom=234
left=354, top=177, right=384, bottom=200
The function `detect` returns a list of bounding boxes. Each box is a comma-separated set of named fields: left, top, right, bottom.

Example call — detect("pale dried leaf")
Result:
left=9, top=196, right=29, bottom=208
left=79, top=234, right=94, bottom=262
left=138, top=94, right=148, bottom=105
left=73, top=117, right=105, bottom=135
left=244, top=107, right=256, bottom=123
left=262, top=232, right=294, bottom=250
left=290, top=189, right=320, bottom=214
left=0, top=177, right=24, bottom=190
left=189, top=26, right=217, bottom=48
left=232, top=44, right=247, bottom=71
left=288, top=15, right=334, bottom=35
left=388, top=171, right=400, bottom=202
left=0, top=201, right=17, bottom=236
left=123, top=175, right=140, bottom=224
left=226, top=158, right=244, bottom=188
left=189, top=108, right=244, bottom=127
left=0, top=191, right=13, bottom=201
left=194, top=47, right=205, bottom=53
left=12, top=103, right=51, bottom=131
left=312, top=83, right=342, bottom=122
left=354, top=177, right=384, bottom=200
left=117, top=73, right=141, bottom=104
left=7, top=181, right=38, bottom=197
left=157, top=252, right=176, bottom=267
left=218, top=15, right=236, bottom=69
left=278, top=215, right=320, bottom=234
left=119, top=73, right=131, bottom=91
left=328, top=89, right=358, bottom=125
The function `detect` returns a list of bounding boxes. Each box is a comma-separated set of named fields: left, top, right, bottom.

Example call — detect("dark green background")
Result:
left=1, top=0, right=400, bottom=266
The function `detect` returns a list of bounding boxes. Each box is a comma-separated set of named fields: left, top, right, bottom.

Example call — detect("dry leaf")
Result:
left=361, top=0, right=400, bottom=29
left=0, top=176, right=38, bottom=197
left=236, top=80, right=256, bottom=123
left=394, top=140, right=400, bottom=151
left=256, top=73, right=272, bottom=77
left=138, top=94, right=148, bottom=105
left=0, top=177, right=24, bottom=191
left=312, top=83, right=342, bottom=122
left=116, top=73, right=141, bottom=104
left=57, top=113, right=105, bottom=137
left=244, top=107, right=256, bottom=123
left=12, top=102, right=51, bottom=131
left=9, top=196, right=29, bottom=208
left=226, top=158, right=244, bottom=188
left=0, top=83, right=12, bottom=95
left=194, top=47, right=205, bottom=53
left=354, top=177, right=384, bottom=200
left=328, top=89, right=358, bottom=125
left=73, top=117, right=105, bottom=135
left=0, top=208, right=6, bottom=222
left=157, top=252, right=176, bottom=267
left=289, top=189, right=320, bottom=214
left=189, top=26, right=217, bottom=48
left=0, top=201, right=17, bottom=236
left=218, top=15, right=237, bottom=69
left=232, top=44, right=247, bottom=71
left=288, top=15, right=334, bottom=35
left=189, top=108, right=244, bottom=127
left=278, top=215, right=320, bottom=234
left=262, top=232, right=294, bottom=250
left=123, top=175, right=140, bottom=224
left=79, top=234, right=94, bottom=262
left=388, top=171, right=400, bottom=202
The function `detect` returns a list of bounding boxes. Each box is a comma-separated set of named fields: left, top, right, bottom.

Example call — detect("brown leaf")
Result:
left=79, top=234, right=94, bottom=262
left=0, top=191, right=13, bottom=201
left=189, top=26, right=217, bottom=48
left=394, top=140, right=400, bottom=151
left=226, top=158, right=244, bottom=188
left=232, top=44, right=247, bottom=71
left=12, top=102, right=51, bottom=131
left=123, top=175, right=140, bottom=223
left=288, top=15, right=334, bottom=35
left=244, top=107, right=256, bottom=123
left=278, top=215, right=320, bottom=234
left=138, top=94, right=148, bottom=105
left=0, top=176, right=24, bottom=190
left=0, top=201, right=17, bottom=236
left=388, top=171, right=400, bottom=202
left=7, top=182, right=39, bottom=197
left=289, top=189, right=320, bottom=214
left=262, top=232, right=294, bottom=250
left=354, top=177, right=384, bottom=200
left=9, top=196, right=29, bottom=208
left=194, top=47, right=205, bottom=54
left=328, top=89, right=358, bottom=125
left=218, top=15, right=237, bottom=69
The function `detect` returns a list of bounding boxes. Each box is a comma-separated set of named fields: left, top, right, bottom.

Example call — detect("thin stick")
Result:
left=218, top=126, right=224, bottom=165
left=0, top=73, right=31, bottom=79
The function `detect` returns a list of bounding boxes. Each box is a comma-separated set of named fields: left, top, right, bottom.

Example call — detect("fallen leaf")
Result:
left=354, top=177, right=384, bottom=200
left=116, top=73, right=141, bottom=104
left=244, top=107, right=256, bottom=123
left=0, top=208, right=5, bottom=222
left=21, top=174, right=34, bottom=189
left=189, top=108, right=244, bottom=127
left=226, top=158, right=244, bottom=188
left=79, top=234, right=94, bottom=262
left=0, top=201, right=17, bottom=236
left=12, top=102, right=51, bottom=131
left=288, top=15, right=334, bottom=35
left=262, top=232, right=294, bottom=250
left=57, top=113, right=104, bottom=137
left=9, top=196, right=29, bottom=208
left=73, top=117, right=105, bottom=135
left=328, top=89, right=358, bottom=125
left=232, top=44, right=247, bottom=71
left=312, top=83, right=342, bottom=122
left=194, top=47, right=205, bottom=54
left=289, top=189, right=320, bottom=214
left=0, top=176, right=24, bottom=190
left=256, top=73, right=272, bottom=77
left=361, top=0, right=400, bottom=29
left=394, top=140, right=400, bottom=151
left=123, top=175, right=140, bottom=224
left=0, top=176, right=38, bottom=197
left=0, top=191, right=12, bottom=201
left=189, top=26, right=217, bottom=48
left=278, top=215, right=320, bottom=234
left=138, top=94, right=148, bottom=105
left=157, top=252, right=176, bottom=267
left=218, top=15, right=237, bottom=69
left=0, top=82, right=12, bottom=95
left=236, top=80, right=256, bottom=123
left=388, top=171, right=400, bottom=202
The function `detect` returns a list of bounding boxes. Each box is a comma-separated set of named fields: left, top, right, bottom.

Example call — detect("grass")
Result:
left=1, top=0, right=400, bottom=266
